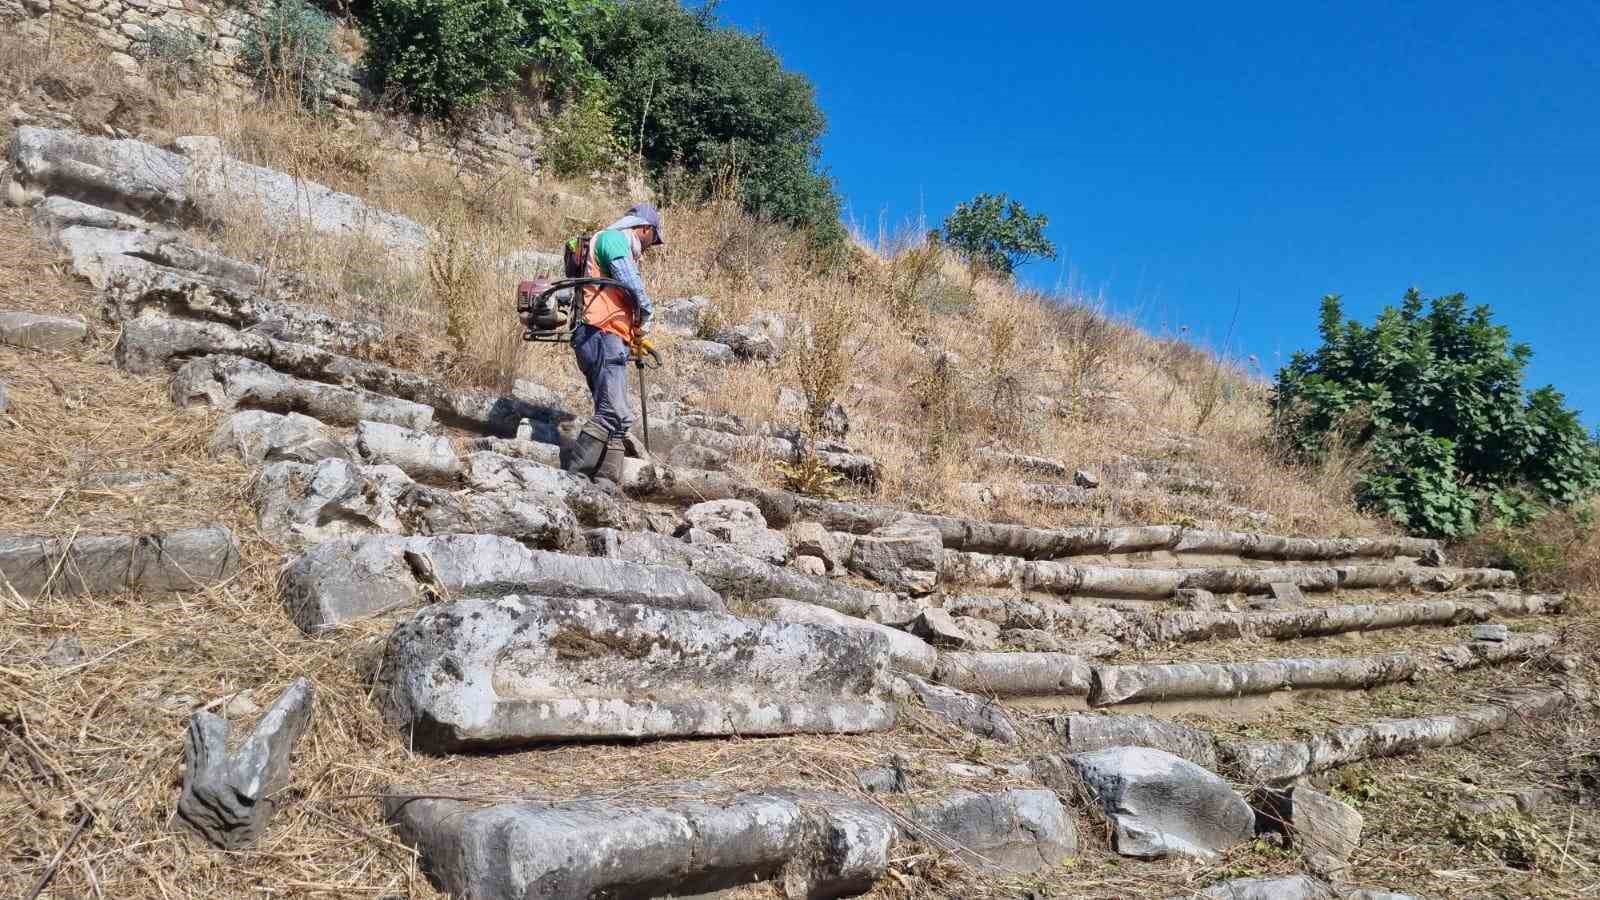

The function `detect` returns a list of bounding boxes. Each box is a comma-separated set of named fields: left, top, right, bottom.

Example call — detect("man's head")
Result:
left=608, top=202, right=665, bottom=250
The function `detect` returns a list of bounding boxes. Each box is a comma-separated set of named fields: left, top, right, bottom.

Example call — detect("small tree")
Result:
left=361, top=0, right=534, bottom=118
left=940, top=193, right=1056, bottom=280
left=242, top=0, right=339, bottom=111
left=1274, top=289, right=1600, bottom=537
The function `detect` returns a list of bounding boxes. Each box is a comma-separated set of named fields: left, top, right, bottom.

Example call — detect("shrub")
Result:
left=588, top=0, right=844, bottom=245
left=139, top=25, right=204, bottom=86
left=1274, top=290, right=1600, bottom=536
left=940, top=193, right=1056, bottom=280
left=544, top=87, right=621, bottom=178
left=361, top=0, right=533, bottom=118
left=242, top=0, right=339, bottom=111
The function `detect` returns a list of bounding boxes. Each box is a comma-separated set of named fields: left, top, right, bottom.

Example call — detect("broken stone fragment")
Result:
left=253, top=459, right=413, bottom=543
left=1055, top=713, right=1219, bottom=769
left=794, top=555, right=827, bottom=576
left=901, top=789, right=1076, bottom=873
left=1169, top=874, right=1337, bottom=900
left=679, top=498, right=788, bottom=563
left=41, top=634, right=84, bottom=667
left=177, top=678, right=314, bottom=850
left=908, top=607, right=975, bottom=647
left=1069, top=746, right=1254, bottom=860
left=1472, top=623, right=1509, bottom=642
left=905, top=675, right=1020, bottom=744
left=170, top=354, right=434, bottom=430
left=386, top=785, right=894, bottom=899
left=1073, top=469, right=1101, bottom=489
left=0, top=309, right=87, bottom=350
left=354, top=419, right=461, bottom=484
left=788, top=520, right=842, bottom=571
left=0, top=379, right=8, bottom=414
left=762, top=597, right=938, bottom=676
left=210, top=409, right=352, bottom=465
left=848, top=519, right=943, bottom=595
left=377, top=596, right=895, bottom=751
left=1252, top=785, right=1362, bottom=877
left=0, top=526, right=241, bottom=597
left=1269, top=581, right=1307, bottom=604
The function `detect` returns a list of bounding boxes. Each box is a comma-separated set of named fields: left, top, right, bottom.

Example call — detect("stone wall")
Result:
left=0, top=0, right=548, bottom=173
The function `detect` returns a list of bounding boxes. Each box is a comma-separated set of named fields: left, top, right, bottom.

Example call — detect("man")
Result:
left=564, top=202, right=663, bottom=485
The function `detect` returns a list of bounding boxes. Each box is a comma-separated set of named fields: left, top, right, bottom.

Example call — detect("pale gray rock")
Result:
left=1174, top=875, right=1336, bottom=900
left=1175, top=588, right=1220, bottom=610
left=1254, top=786, right=1362, bottom=877
left=653, top=295, right=710, bottom=334
left=42, top=635, right=84, bottom=667
left=715, top=312, right=787, bottom=361
left=666, top=441, right=730, bottom=471
left=1002, top=628, right=1066, bottom=652
left=1056, top=714, right=1219, bottom=770
left=209, top=410, right=352, bottom=465
left=386, top=786, right=895, bottom=900
left=0, top=526, right=240, bottom=597
left=905, top=676, right=1020, bottom=744
left=902, top=789, right=1076, bottom=873
left=1089, top=653, right=1422, bottom=707
left=377, top=596, right=895, bottom=751
left=856, top=763, right=908, bottom=794
left=953, top=615, right=1002, bottom=650
left=677, top=338, right=737, bottom=365
left=794, top=555, right=827, bottom=577
left=280, top=533, right=725, bottom=632
left=680, top=498, right=788, bottom=564
left=177, top=678, right=314, bottom=850
left=763, top=598, right=938, bottom=676
left=1073, top=469, right=1101, bottom=489
left=1457, top=786, right=1557, bottom=817
left=355, top=420, right=460, bottom=484
left=253, top=459, right=412, bottom=544
left=1472, top=623, right=1509, bottom=642
left=33, top=196, right=158, bottom=234
left=398, top=485, right=582, bottom=552
left=172, top=355, right=434, bottom=430
left=849, top=519, right=943, bottom=595
left=1270, top=581, right=1308, bottom=605
left=463, top=450, right=634, bottom=529
left=789, top=520, right=842, bottom=572
left=909, top=608, right=977, bottom=648
left=935, top=651, right=1094, bottom=698
left=1071, top=746, right=1254, bottom=860
left=0, top=379, right=8, bottom=414
left=0, top=309, right=86, bottom=350
left=468, top=435, right=564, bottom=468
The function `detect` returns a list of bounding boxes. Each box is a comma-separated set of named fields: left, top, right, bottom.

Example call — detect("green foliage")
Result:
left=242, top=0, right=339, bottom=111
left=940, top=192, right=1056, bottom=278
left=587, top=0, right=845, bottom=245
left=1274, top=289, right=1600, bottom=537
left=544, top=87, right=621, bottom=178
left=361, top=0, right=533, bottom=117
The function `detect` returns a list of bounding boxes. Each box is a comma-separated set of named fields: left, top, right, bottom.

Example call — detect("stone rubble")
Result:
left=177, top=678, right=314, bottom=850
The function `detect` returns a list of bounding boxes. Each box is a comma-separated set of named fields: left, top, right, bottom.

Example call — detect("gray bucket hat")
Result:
left=607, top=202, right=665, bottom=246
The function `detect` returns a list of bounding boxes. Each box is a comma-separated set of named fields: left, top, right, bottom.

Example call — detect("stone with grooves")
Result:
left=355, top=420, right=461, bottom=483
left=906, top=676, right=1020, bottom=744
left=849, top=519, right=943, bottom=595
left=763, top=598, right=938, bottom=676
left=1070, top=746, right=1254, bottom=860
left=171, top=354, right=434, bottom=430
left=1057, top=714, right=1219, bottom=770
left=0, top=309, right=86, bottom=350
left=281, top=533, right=724, bottom=632
left=177, top=678, right=314, bottom=850
left=386, top=787, right=895, bottom=900
left=1253, top=786, right=1362, bottom=877
left=377, top=596, right=895, bottom=751
left=0, top=526, right=240, bottom=597
left=210, top=410, right=352, bottom=465
left=681, top=498, right=788, bottom=564
left=902, top=789, right=1076, bottom=873
left=254, top=459, right=413, bottom=543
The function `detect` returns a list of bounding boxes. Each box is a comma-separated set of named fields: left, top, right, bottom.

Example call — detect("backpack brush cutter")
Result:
left=516, top=275, right=663, bottom=453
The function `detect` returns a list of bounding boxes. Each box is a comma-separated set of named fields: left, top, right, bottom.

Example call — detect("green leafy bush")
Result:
left=587, top=0, right=845, bottom=245
left=361, top=0, right=532, bottom=117
left=544, top=88, right=621, bottom=178
left=1273, top=290, right=1600, bottom=536
left=242, top=0, right=339, bottom=111
left=940, top=192, right=1056, bottom=279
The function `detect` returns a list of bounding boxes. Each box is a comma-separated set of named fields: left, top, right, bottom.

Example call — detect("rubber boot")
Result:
left=563, top=419, right=609, bottom=477
left=596, top=434, right=627, bottom=487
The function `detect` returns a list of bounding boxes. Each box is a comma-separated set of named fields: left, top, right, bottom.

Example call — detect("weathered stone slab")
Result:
left=975, top=448, right=1070, bottom=478
left=1133, top=593, right=1564, bottom=645
left=902, top=789, right=1075, bottom=873
left=762, top=598, right=937, bottom=676
left=849, top=519, right=943, bottom=595
left=281, top=534, right=724, bottom=632
left=464, top=451, right=634, bottom=529
left=681, top=498, right=788, bottom=564
left=1219, top=688, right=1571, bottom=783
left=626, top=463, right=798, bottom=527
left=172, top=354, right=434, bottom=430
left=210, top=409, right=353, bottom=465
left=386, top=786, right=895, bottom=900
left=355, top=420, right=461, bottom=484
left=1089, top=653, right=1422, bottom=707
left=254, top=459, right=413, bottom=543
left=1070, top=746, right=1254, bottom=860
left=0, top=309, right=87, bottom=350
left=0, top=526, right=240, bottom=597
left=177, top=678, right=313, bottom=850
left=1171, top=875, right=1336, bottom=900
left=600, top=529, right=917, bottom=623
left=399, top=486, right=582, bottom=552
left=934, top=651, right=1094, bottom=698
left=1056, top=714, right=1219, bottom=769
left=377, top=596, right=895, bottom=750
left=905, top=676, right=1020, bottom=744
left=1253, top=786, right=1362, bottom=877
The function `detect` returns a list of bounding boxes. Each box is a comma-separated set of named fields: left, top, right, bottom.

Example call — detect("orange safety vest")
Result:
left=581, top=233, right=640, bottom=345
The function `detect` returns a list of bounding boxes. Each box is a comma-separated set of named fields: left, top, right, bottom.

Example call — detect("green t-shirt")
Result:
left=591, top=228, right=633, bottom=274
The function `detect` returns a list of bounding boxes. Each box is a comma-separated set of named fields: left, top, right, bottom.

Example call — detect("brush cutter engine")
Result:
left=516, top=276, right=645, bottom=343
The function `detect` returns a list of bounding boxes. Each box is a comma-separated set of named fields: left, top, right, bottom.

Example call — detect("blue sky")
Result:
left=716, top=1, right=1600, bottom=430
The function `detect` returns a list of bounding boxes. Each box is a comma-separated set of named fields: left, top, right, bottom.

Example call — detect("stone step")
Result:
left=1217, top=686, right=1574, bottom=784
left=960, top=480, right=1271, bottom=528
left=279, top=534, right=724, bottom=632
left=0, top=526, right=240, bottom=597
left=375, top=596, right=896, bottom=751
left=1127, top=592, right=1564, bottom=644
left=386, top=782, right=1073, bottom=898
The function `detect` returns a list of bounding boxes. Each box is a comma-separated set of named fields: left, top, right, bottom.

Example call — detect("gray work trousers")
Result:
left=572, top=323, right=634, bottom=438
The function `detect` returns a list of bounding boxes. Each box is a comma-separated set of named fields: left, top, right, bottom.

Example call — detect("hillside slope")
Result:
left=2, top=21, right=1598, bottom=900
